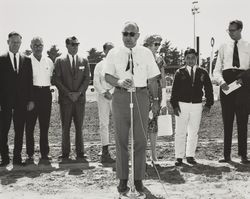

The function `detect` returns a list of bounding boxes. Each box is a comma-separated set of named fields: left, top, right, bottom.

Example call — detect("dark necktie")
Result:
left=125, top=49, right=134, bottom=74
left=72, top=55, right=76, bottom=75
left=14, top=53, right=17, bottom=72
left=190, top=67, right=194, bottom=86
left=233, top=40, right=240, bottom=68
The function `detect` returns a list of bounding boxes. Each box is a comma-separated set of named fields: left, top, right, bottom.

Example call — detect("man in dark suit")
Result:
left=53, top=36, right=90, bottom=161
left=0, top=32, right=34, bottom=166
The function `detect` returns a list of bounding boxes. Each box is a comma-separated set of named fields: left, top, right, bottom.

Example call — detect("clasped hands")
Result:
left=68, top=92, right=81, bottom=102
left=117, top=78, right=133, bottom=89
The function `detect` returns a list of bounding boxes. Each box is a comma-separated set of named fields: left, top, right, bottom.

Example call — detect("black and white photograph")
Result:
left=0, top=0, right=250, bottom=198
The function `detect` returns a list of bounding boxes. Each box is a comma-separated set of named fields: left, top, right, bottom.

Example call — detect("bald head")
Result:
left=122, top=21, right=140, bottom=49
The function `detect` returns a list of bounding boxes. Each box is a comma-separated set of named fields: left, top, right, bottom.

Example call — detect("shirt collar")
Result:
left=8, top=51, right=19, bottom=58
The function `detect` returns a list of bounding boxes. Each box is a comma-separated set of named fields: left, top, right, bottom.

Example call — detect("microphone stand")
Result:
left=120, top=52, right=145, bottom=199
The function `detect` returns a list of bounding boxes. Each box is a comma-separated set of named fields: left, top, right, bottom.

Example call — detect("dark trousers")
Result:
left=60, top=101, right=85, bottom=156
left=25, top=86, right=52, bottom=158
left=0, top=105, right=28, bottom=162
left=112, top=88, right=149, bottom=180
left=220, top=69, right=249, bottom=158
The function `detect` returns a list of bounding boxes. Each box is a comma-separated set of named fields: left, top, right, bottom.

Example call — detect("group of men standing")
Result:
left=0, top=33, right=90, bottom=166
left=0, top=19, right=250, bottom=197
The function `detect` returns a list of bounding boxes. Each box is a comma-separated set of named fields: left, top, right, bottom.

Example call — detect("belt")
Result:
left=224, top=68, right=244, bottom=73
left=115, top=86, right=147, bottom=91
left=33, top=85, right=50, bottom=89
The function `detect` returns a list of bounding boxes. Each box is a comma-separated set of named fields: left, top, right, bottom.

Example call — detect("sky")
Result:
left=1, top=0, right=250, bottom=59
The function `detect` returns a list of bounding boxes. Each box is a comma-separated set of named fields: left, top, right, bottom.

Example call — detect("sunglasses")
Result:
left=34, top=44, right=43, bottom=48
left=70, top=43, right=79, bottom=47
left=226, top=29, right=239, bottom=33
left=122, top=32, right=136, bottom=37
left=154, top=43, right=161, bottom=47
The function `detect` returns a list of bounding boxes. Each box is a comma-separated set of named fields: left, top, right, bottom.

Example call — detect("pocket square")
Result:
left=79, top=66, right=85, bottom=70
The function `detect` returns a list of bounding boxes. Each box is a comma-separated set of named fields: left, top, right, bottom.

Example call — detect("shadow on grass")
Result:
left=228, top=161, right=250, bottom=172
left=146, top=164, right=185, bottom=184
left=1, top=163, right=55, bottom=185
left=180, top=162, right=231, bottom=177
left=144, top=187, right=166, bottom=199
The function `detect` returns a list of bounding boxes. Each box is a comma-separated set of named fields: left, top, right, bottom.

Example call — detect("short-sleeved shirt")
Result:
left=213, top=38, right=250, bottom=85
left=104, top=45, right=160, bottom=87
left=31, top=55, right=54, bottom=87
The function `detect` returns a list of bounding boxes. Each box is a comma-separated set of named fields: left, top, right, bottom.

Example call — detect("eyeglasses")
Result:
left=122, top=32, right=136, bottom=37
left=154, top=43, right=161, bottom=47
left=70, top=43, right=79, bottom=47
left=34, top=44, right=43, bottom=48
left=226, top=29, right=239, bottom=33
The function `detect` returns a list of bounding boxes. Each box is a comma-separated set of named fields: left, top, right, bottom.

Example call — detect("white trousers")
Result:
left=97, top=94, right=112, bottom=146
left=175, top=102, right=202, bottom=158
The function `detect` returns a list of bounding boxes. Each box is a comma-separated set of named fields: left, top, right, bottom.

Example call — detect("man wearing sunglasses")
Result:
left=104, top=21, right=160, bottom=196
left=53, top=36, right=90, bottom=162
left=214, top=20, right=250, bottom=164
left=25, top=37, right=54, bottom=164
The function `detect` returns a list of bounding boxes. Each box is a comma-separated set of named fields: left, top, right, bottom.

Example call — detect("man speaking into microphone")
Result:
left=103, top=21, right=160, bottom=195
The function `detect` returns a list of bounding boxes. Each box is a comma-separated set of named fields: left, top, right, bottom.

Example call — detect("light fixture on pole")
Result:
left=191, top=1, right=200, bottom=49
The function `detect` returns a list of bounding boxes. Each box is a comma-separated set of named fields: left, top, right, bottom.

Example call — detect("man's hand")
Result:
left=68, top=92, right=81, bottom=102
left=104, top=91, right=112, bottom=100
left=160, top=106, right=167, bottom=115
left=203, top=106, right=210, bottom=114
left=117, top=79, right=133, bottom=89
left=173, top=106, right=181, bottom=116
left=152, top=101, right=160, bottom=115
left=221, top=82, right=229, bottom=91
left=27, top=101, right=35, bottom=111
left=236, top=78, right=243, bottom=85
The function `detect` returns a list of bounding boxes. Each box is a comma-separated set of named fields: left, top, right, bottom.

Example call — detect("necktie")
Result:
left=72, top=55, right=76, bottom=75
left=14, top=53, right=17, bottom=72
left=125, top=49, right=134, bottom=74
left=190, top=67, right=194, bottom=86
left=233, top=40, right=240, bottom=68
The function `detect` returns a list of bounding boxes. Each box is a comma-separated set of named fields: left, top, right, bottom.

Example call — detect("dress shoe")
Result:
left=25, top=156, right=34, bottom=164
left=218, top=157, right=231, bottom=163
left=58, top=154, right=69, bottom=160
left=41, top=155, right=52, bottom=160
left=134, top=180, right=144, bottom=193
left=13, top=160, right=25, bottom=166
left=0, top=159, right=10, bottom=167
left=101, top=153, right=115, bottom=164
left=186, top=157, right=197, bottom=165
left=117, top=179, right=129, bottom=193
left=241, top=156, right=250, bottom=164
left=175, top=158, right=183, bottom=166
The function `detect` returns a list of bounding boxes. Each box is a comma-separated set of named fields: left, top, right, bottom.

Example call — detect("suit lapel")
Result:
left=6, top=53, right=15, bottom=72
left=66, top=54, right=74, bottom=76
left=18, top=54, right=24, bottom=74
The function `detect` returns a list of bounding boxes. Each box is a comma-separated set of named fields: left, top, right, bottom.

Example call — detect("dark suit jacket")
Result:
left=53, top=54, right=90, bottom=104
left=170, top=66, right=214, bottom=109
left=0, top=52, right=33, bottom=109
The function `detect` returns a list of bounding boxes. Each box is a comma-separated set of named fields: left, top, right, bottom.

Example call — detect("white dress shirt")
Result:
left=31, top=55, right=54, bottom=86
left=68, top=54, right=77, bottom=68
left=213, top=38, right=250, bottom=85
left=186, top=65, right=197, bottom=76
left=104, top=45, right=160, bottom=87
left=8, top=51, right=20, bottom=72
left=93, top=58, right=113, bottom=94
